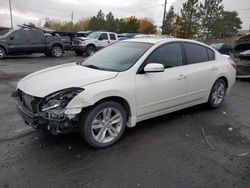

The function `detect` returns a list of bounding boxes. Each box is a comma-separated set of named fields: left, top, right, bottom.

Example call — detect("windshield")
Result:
left=210, top=43, right=223, bottom=50
left=87, top=32, right=101, bottom=39
left=82, top=42, right=153, bottom=72
left=1, top=29, right=14, bottom=37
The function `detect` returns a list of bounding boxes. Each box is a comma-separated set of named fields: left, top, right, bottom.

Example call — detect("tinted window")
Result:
left=12, top=30, right=27, bottom=40
left=146, top=43, right=183, bottom=68
left=184, top=43, right=209, bottom=64
left=99, top=33, right=108, bottom=40
left=207, top=48, right=215, bottom=61
left=26, top=30, right=44, bottom=43
left=109, top=34, right=116, bottom=40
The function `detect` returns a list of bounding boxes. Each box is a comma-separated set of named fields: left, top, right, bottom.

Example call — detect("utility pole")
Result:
left=9, top=0, right=13, bottom=28
left=71, top=11, right=74, bottom=23
left=162, top=0, right=167, bottom=28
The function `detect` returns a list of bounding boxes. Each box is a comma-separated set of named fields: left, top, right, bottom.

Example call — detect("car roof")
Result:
left=123, top=37, right=209, bottom=47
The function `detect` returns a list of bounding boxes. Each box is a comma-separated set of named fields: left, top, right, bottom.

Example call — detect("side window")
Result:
left=26, top=30, right=43, bottom=43
left=207, top=48, right=215, bottom=61
left=109, top=34, right=116, bottom=40
left=12, top=30, right=27, bottom=40
left=146, top=43, right=183, bottom=68
left=99, top=33, right=108, bottom=40
left=184, top=43, right=209, bottom=64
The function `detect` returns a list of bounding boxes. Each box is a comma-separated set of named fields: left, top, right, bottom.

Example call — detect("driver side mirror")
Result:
left=10, top=36, right=15, bottom=40
left=144, top=63, right=165, bottom=73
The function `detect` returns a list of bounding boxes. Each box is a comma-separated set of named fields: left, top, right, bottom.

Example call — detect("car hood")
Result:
left=17, top=62, right=118, bottom=97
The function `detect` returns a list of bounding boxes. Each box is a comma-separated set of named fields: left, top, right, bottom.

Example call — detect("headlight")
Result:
left=42, top=88, right=84, bottom=112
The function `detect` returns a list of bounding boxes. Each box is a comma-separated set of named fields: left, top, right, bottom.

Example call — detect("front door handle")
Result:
left=177, top=74, right=187, bottom=80
left=211, top=66, right=218, bottom=71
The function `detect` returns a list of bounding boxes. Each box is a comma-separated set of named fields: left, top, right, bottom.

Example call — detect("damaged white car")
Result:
left=14, top=38, right=236, bottom=148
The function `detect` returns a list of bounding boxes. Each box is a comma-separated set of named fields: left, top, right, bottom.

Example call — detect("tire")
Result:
left=51, top=46, right=63, bottom=58
left=0, top=47, right=6, bottom=59
left=86, top=45, right=96, bottom=56
left=80, top=101, right=127, bottom=148
left=208, top=79, right=227, bottom=108
left=75, top=50, right=84, bottom=56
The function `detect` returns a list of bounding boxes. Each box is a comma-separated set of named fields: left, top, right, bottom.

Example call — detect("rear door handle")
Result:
left=211, top=66, right=218, bottom=71
left=177, top=74, right=187, bottom=80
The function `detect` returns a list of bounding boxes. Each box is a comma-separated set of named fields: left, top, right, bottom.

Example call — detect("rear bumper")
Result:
left=236, top=65, right=250, bottom=78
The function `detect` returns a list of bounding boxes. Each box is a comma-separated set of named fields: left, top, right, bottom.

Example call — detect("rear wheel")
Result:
left=75, top=50, right=84, bottom=56
left=86, top=45, right=96, bottom=56
left=80, top=101, right=126, bottom=148
left=208, top=79, right=227, bottom=108
left=51, top=46, right=63, bottom=58
left=0, top=47, right=6, bottom=59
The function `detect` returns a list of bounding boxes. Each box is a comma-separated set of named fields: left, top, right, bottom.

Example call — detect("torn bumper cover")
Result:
left=14, top=89, right=82, bottom=135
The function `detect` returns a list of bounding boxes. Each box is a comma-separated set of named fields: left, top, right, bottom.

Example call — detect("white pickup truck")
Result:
left=72, top=31, right=118, bottom=56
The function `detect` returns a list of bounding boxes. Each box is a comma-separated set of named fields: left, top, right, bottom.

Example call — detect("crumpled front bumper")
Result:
left=15, top=98, right=47, bottom=129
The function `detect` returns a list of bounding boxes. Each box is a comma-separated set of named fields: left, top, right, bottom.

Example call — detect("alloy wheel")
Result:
left=91, top=107, right=123, bottom=144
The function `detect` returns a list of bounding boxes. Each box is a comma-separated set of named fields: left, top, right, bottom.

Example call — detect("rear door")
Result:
left=26, top=30, right=46, bottom=52
left=109, top=33, right=117, bottom=44
left=182, top=42, right=218, bottom=101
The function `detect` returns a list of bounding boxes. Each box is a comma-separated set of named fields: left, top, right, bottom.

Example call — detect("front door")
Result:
left=97, top=33, right=110, bottom=48
left=136, top=42, right=188, bottom=119
left=7, top=30, right=30, bottom=53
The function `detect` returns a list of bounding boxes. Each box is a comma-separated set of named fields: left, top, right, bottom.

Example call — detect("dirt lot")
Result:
left=0, top=52, right=250, bottom=188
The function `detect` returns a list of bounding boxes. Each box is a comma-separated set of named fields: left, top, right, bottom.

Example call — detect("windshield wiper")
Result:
left=84, top=64, right=102, bottom=70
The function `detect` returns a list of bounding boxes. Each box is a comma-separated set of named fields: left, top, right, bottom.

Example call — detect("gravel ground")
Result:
left=0, top=52, right=249, bottom=188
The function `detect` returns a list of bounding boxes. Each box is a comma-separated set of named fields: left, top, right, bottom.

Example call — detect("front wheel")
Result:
left=80, top=101, right=127, bottom=148
left=208, top=79, right=227, bottom=108
left=0, top=47, right=6, bottom=59
left=86, top=45, right=96, bottom=56
left=51, top=46, right=64, bottom=58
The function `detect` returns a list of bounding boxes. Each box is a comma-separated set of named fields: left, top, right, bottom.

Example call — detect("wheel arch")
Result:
left=86, top=43, right=96, bottom=49
left=50, top=42, right=64, bottom=50
left=216, top=76, right=229, bottom=88
left=94, top=96, right=131, bottom=121
left=0, top=44, right=8, bottom=55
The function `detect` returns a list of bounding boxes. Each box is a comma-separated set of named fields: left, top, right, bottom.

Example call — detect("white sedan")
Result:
left=14, top=38, right=236, bottom=148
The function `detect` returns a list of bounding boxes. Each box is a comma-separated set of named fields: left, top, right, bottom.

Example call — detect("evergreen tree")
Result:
left=162, top=6, right=176, bottom=35
left=105, top=12, right=117, bottom=32
left=179, top=0, right=199, bottom=39
left=198, top=0, right=224, bottom=40
left=213, top=11, right=242, bottom=38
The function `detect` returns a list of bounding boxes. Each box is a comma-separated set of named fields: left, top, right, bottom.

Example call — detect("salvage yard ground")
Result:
left=0, top=52, right=250, bottom=187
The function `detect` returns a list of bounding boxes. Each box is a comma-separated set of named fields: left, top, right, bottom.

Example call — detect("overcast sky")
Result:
left=0, top=0, right=249, bottom=30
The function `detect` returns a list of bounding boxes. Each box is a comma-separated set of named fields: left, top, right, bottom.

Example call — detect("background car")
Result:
left=234, top=42, right=250, bottom=78
left=210, top=43, right=233, bottom=55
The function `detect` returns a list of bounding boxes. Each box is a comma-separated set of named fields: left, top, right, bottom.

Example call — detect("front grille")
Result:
left=17, top=89, right=44, bottom=113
